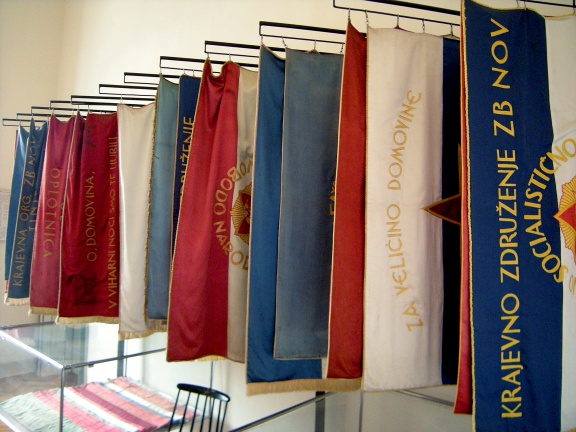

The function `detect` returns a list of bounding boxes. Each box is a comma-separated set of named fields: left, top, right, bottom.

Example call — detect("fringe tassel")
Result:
left=4, top=296, right=30, bottom=306
left=119, top=328, right=157, bottom=341
left=148, top=319, right=167, bottom=332
left=246, top=378, right=362, bottom=396
left=29, top=307, right=57, bottom=316
left=56, top=316, right=119, bottom=325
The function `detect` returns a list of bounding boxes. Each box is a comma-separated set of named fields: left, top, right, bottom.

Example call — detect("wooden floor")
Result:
left=0, top=420, right=11, bottom=431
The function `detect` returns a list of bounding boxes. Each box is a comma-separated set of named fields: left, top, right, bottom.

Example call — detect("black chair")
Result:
left=168, top=383, right=230, bottom=432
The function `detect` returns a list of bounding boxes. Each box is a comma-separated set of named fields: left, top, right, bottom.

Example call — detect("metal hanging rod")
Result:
left=71, top=94, right=155, bottom=103
left=16, top=112, right=75, bottom=120
left=159, top=55, right=258, bottom=71
left=204, top=40, right=286, bottom=59
left=522, top=0, right=576, bottom=8
left=3, top=118, right=41, bottom=126
left=71, top=100, right=147, bottom=108
left=347, top=0, right=576, bottom=19
left=99, top=83, right=158, bottom=97
left=333, top=0, right=459, bottom=26
left=362, top=0, right=459, bottom=16
left=124, top=72, right=183, bottom=84
left=31, top=106, right=79, bottom=114
left=17, top=112, right=56, bottom=118
left=259, top=21, right=347, bottom=45
left=49, top=100, right=75, bottom=108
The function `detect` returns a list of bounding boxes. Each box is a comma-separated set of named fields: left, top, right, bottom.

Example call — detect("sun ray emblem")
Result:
left=554, top=176, right=576, bottom=264
left=231, top=184, right=252, bottom=245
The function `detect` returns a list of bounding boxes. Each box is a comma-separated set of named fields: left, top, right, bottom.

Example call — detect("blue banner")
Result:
left=5, top=126, right=29, bottom=281
left=464, top=1, right=574, bottom=430
left=172, top=74, right=200, bottom=252
left=6, top=119, right=48, bottom=302
left=147, top=76, right=178, bottom=320
left=247, top=46, right=321, bottom=390
left=275, top=49, right=343, bottom=359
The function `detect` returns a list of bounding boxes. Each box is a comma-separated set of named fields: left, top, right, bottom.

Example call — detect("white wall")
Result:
left=0, top=0, right=67, bottom=326
left=1, top=0, right=572, bottom=430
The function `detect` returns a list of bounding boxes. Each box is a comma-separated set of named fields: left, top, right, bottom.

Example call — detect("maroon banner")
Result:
left=455, top=35, right=472, bottom=415
left=327, top=22, right=366, bottom=381
left=30, top=115, right=77, bottom=315
left=59, top=113, right=119, bottom=323
left=167, top=61, right=243, bottom=362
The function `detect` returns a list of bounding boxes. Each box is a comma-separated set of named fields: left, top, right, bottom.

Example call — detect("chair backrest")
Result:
left=168, top=383, right=231, bottom=432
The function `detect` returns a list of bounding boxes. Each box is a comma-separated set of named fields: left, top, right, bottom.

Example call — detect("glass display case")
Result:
left=0, top=321, right=167, bottom=431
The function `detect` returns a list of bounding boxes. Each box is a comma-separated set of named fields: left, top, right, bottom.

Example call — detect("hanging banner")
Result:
left=167, top=61, right=257, bottom=362
left=30, top=115, right=76, bottom=315
left=59, top=113, right=118, bottom=324
left=246, top=46, right=324, bottom=394
left=327, top=22, right=366, bottom=382
left=436, top=37, right=462, bottom=386
left=463, top=1, right=576, bottom=430
left=118, top=103, right=156, bottom=339
left=172, top=74, right=201, bottom=252
left=147, top=76, right=179, bottom=325
left=4, top=126, right=29, bottom=283
left=6, top=119, right=48, bottom=305
left=274, top=49, right=343, bottom=360
left=456, top=26, right=474, bottom=413
left=364, top=28, right=449, bottom=391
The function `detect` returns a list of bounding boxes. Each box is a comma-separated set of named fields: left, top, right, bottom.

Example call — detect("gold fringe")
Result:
left=119, top=328, right=157, bottom=341
left=198, top=355, right=227, bottom=362
left=246, top=378, right=361, bottom=396
left=148, top=319, right=167, bottom=332
left=167, top=355, right=228, bottom=363
left=4, top=296, right=30, bottom=306
left=56, top=316, right=119, bottom=325
left=29, top=306, right=57, bottom=316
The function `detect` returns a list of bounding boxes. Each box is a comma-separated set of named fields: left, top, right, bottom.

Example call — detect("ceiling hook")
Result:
left=282, top=36, right=287, bottom=49
left=365, top=10, right=369, bottom=28
left=422, top=19, right=426, bottom=33
left=347, top=8, right=351, bottom=22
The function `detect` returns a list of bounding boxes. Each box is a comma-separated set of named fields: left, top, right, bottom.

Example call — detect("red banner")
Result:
left=30, top=115, right=77, bottom=315
left=59, top=113, right=119, bottom=323
left=327, top=22, right=366, bottom=380
left=168, top=62, right=257, bottom=361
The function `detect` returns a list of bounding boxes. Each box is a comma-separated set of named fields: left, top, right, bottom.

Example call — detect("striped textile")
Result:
left=0, top=377, right=193, bottom=431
